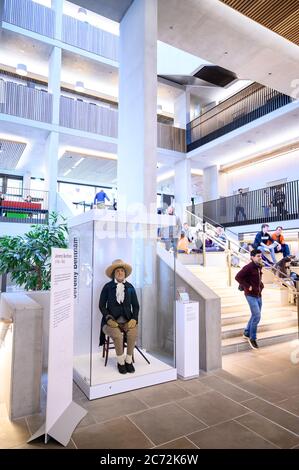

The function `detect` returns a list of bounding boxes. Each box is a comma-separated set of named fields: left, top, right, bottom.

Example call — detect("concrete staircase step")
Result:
left=221, top=315, right=298, bottom=339
left=221, top=307, right=297, bottom=325
left=222, top=326, right=298, bottom=354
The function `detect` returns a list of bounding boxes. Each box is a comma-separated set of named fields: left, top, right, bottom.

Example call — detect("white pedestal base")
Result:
left=73, top=351, right=176, bottom=400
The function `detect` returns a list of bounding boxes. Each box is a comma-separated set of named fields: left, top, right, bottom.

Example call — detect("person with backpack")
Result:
left=235, top=249, right=264, bottom=349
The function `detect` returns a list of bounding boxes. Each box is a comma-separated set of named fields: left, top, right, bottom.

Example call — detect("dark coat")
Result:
left=99, top=280, right=139, bottom=345
left=253, top=231, right=274, bottom=249
left=235, top=261, right=264, bottom=298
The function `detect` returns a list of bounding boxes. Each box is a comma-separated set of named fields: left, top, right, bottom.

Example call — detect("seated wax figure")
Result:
left=99, top=259, right=139, bottom=374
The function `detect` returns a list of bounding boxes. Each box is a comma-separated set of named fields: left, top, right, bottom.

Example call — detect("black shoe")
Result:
left=248, top=338, right=259, bottom=349
left=243, top=332, right=249, bottom=340
left=117, top=363, right=127, bottom=374
left=125, top=362, right=135, bottom=373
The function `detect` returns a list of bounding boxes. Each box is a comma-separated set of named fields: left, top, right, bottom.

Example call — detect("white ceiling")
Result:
left=188, top=100, right=299, bottom=168
left=58, top=150, right=117, bottom=184
left=158, top=0, right=299, bottom=98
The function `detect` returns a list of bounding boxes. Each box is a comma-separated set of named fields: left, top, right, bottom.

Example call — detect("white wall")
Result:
left=224, top=151, right=299, bottom=195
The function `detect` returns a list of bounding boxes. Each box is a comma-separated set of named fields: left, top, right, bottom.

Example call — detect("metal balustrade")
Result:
left=59, top=95, right=118, bottom=137
left=187, top=83, right=293, bottom=151
left=62, top=15, right=119, bottom=61
left=187, top=180, right=299, bottom=228
left=3, top=0, right=55, bottom=37
left=59, top=96, right=186, bottom=152
left=0, top=79, right=52, bottom=122
left=0, top=187, right=48, bottom=224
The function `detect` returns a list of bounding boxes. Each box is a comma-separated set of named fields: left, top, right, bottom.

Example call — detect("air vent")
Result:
left=194, top=66, right=237, bottom=87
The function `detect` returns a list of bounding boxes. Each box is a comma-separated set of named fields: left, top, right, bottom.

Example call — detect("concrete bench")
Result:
left=0, top=293, right=43, bottom=419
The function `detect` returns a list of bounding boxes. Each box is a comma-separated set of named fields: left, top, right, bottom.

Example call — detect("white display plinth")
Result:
left=175, top=301, right=199, bottom=380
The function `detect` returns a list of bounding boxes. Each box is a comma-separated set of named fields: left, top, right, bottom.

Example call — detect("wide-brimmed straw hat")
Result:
left=105, top=259, right=132, bottom=279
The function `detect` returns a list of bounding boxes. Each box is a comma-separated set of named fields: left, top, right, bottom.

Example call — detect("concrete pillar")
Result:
left=117, top=0, right=157, bottom=213
left=44, top=132, right=59, bottom=213
left=203, top=165, right=219, bottom=202
left=48, top=46, right=61, bottom=126
left=51, top=0, right=63, bottom=40
left=0, top=293, right=43, bottom=420
left=174, top=91, right=190, bottom=128
left=23, top=171, right=31, bottom=198
left=117, top=0, right=157, bottom=351
left=174, top=159, right=191, bottom=221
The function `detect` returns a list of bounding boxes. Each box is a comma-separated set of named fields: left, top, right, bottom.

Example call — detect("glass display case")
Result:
left=69, top=209, right=177, bottom=399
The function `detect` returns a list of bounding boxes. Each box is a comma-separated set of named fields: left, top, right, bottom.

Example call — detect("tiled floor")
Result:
left=1, top=340, right=299, bottom=449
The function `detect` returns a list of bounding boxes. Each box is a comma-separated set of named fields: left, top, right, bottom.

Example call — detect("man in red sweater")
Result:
left=235, top=249, right=264, bottom=349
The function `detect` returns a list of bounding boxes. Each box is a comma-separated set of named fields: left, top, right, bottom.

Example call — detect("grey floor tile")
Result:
left=72, top=416, right=152, bottom=449
left=85, top=393, right=147, bottom=423
left=155, top=437, right=198, bottom=449
left=237, top=379, right=286, bottom=403
left=236, top=412, right=299, bottom=449
left=176, top=379, right=212, bottom=396
left=242, top=398, right=299, bottom=435
left=200, top=376, right=254, bottom=402
left=252, top=369, right=299, bottom=398
left=177, top=391, right=249, bottom=426
left=278, top=395, right=299, bottom=416
left=187, top=420, right=277, bottom=449
left=130, top=403, right=206, bottom=446
left=132, top=382, right=191, bottom=407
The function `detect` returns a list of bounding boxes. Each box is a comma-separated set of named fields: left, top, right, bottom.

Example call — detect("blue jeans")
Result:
left=244, top=295, right=262, bottom=340
left=258, top=245, right=277, bottom=263
left=275, top=243, right=290, bottom=257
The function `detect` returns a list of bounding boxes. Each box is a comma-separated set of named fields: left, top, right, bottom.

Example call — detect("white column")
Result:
left=174, top=91, right=190, bottom=128
left=174, top=158, right=191, bottom=221
left=48, top=46, right=61, bottom=126
left=117, top=0, right=157, bottom=213
left=44, top=132, right=59, bottom=213
left=23, top=171, right=31, bottom=194
left=203, top=165, right=219, bottom=202
left=51, top=0, right=63, bottom=40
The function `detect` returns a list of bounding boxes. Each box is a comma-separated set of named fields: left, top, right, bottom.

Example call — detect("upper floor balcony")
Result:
left=187, top=83, right=294, bottom=152
left=3, top=0, right=119, bottom=62
left=0, top=78, right=185, bottom=152
left=0, top=78, right=52, bottom=123
left=187, top=179, right=299, bottom=228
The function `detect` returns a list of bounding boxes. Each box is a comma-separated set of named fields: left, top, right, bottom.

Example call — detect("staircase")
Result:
left=187, top=264, right=298, bottom=354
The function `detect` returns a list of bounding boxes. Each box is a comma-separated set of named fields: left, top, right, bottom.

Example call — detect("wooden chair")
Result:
left=102, top=333, right=150, bottom=367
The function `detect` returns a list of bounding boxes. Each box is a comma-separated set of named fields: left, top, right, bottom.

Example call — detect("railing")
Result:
left=0, top=187, right=48, bottom=224
left=185, top=209, right=297, bottom=295
left=187, top=83, right=293, bottom=151
left=3, top=0, right=55, bottom=38
left=157, top=123, right=186, bottom=153
left=0, top=79, right=52, bottom=122
left=187, top=180, right=299, bottom=228
left=62, top=15, right=119, bottom=61
left=59, top=95, right=118, bottom=137
left=60, top=96, right=186, bottom=152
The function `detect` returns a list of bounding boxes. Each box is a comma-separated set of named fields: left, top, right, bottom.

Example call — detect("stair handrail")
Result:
left=185, top=209, right=297, bottom=295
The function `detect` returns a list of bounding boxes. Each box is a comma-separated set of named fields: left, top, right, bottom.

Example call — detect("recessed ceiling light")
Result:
left=75, top=81, right=85, bottom=92
left=169, top=26, right=173, bottom=29
left=268, top=72, right=272, bottom=75
left=16, top=63, right=27, bottom=76
left=224, top=51, right=228, bottom=55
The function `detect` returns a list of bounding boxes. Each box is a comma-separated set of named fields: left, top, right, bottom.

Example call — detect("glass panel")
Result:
left=59, top=182, right=94, bottom=215
left=71, top=212, right=177, bottom=397
left=6, top=178, right=23, bottom=194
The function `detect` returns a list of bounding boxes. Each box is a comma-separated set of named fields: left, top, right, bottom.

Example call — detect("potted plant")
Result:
left=0, top=212, right=68, bottom=291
